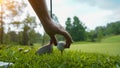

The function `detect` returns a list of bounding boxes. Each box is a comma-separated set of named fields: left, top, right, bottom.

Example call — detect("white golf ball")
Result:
left=57, top=41, right=65, bottom=51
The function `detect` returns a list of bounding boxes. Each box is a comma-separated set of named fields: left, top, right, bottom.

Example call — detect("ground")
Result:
left=0, top=35, right=120, bottom=68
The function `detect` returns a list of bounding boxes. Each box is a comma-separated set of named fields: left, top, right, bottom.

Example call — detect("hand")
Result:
left=28, top=0, right=73, bottom=48
left=45, top=21, right=73, bottom=48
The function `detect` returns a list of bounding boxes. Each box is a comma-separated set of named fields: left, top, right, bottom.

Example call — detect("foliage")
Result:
left=2, top=14, right=41, bottom=45
left=3, top=29, right=42, bottom=45
left=101, top=35, right=120, bottom=43
left=0, top=0, right=26, bottom=44
left=6, top=31, right=19, bottom=44
left=86, top=30, right=97, bottom=42
left=0, top=45, right=120, bottom=68
left=41, top=33, right=50, bottom=46
left=56, top=34, right=65, bottom=41
left=95, top=26, right=105, bottom=42
left=0, top=35, right=120, bottom=67
left=29, top=29, right=42, bottom=44
left=87, top=21, right=120, bottom=42
left=106, top=21, right=120, bottom=35
left=52, top=14, right=59, bottom=23
left=65, top=16, right=86, bottom=42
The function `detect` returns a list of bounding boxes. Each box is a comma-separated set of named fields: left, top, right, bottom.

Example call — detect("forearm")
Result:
left=28, top=0, right=73, bottom=47
left=28, top=0, right=52, bottom=25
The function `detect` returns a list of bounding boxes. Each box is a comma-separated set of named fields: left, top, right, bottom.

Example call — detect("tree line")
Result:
left=1, top=15, right=120, bottom=45
left=65, top=16, right=120, bottom=42
left=0, top=0, right=120, bottom=45
left=0, top=0, right=64, bottom=45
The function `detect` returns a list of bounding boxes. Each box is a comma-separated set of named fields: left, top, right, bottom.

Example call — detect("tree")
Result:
left=22, top=25, right=30, bottom=45
left=41, top=32, right=50, bottom=46
left=8, top=31, right=19, bottom=44
left=86, top=21, right=120, bottom=42
left=72, top=16, right=86, bottom=41
left=86, top=30, right=97, bottom=42
left=28, top=29, right=42, bottom=45
left=33, top=32, right=42, bottom=44
left=106, top=21, right=120, bottom=35
left=65, top=17, right=72, bottom=34
left=21, top=14, right=37, bottom=45
left=52, top=14, right=59, bottom=23
left=95, top=26, right=105, bottom=42
left=65, top=16, right=86, bottom=42
left=0, top=0, right=26, bottom=44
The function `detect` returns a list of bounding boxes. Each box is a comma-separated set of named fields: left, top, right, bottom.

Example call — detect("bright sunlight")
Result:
left=0, top=0, right=2, bottom=3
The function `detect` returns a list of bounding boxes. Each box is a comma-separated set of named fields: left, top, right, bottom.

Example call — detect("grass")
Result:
left=0, top=35, right=120, bottom=68
left=0, top=45, right=120, bottom=68
left=102, top=35, right=120, bottom=43
left=70, top=35, right=120, bottom=56
left=70, top=42, right=120, bottom=56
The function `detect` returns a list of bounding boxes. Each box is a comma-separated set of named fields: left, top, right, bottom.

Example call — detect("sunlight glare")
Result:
left=0, top=0, right=2, bottom=3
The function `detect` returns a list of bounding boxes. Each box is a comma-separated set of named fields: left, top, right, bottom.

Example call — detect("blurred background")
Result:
left=0, top=0, right=120, bottom=45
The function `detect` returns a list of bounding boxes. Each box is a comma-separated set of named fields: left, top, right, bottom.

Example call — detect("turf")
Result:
left=70, top=35, right=120, bottom=56
left=0, top=35, right=120, bottom=68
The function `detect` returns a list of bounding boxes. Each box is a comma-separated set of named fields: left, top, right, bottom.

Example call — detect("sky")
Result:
left=24, top=0, right=120, bottom=33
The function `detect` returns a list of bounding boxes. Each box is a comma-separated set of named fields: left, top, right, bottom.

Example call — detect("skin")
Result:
left=28, top=0, right=72, bottom=48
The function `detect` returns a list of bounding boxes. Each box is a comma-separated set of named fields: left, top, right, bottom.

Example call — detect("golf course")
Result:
left=70, top=35, right=120, bottom=56
left=0, top=0, right=120, bottom=68
left=0, top=35, right=120, bottom=68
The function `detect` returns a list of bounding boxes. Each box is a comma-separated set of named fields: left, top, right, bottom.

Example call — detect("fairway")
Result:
left=69, top=35, right=120, bottom=56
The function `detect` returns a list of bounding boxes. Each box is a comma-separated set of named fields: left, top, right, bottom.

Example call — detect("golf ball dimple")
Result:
left=57, top=41, right=65, bottom=51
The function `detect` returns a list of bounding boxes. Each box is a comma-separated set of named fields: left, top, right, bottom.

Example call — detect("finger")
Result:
left=64, top=40, right=72, bottom=48
left=57, top=30, right=73, bottom=48
left=50, top=35, right=57, bottom=46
